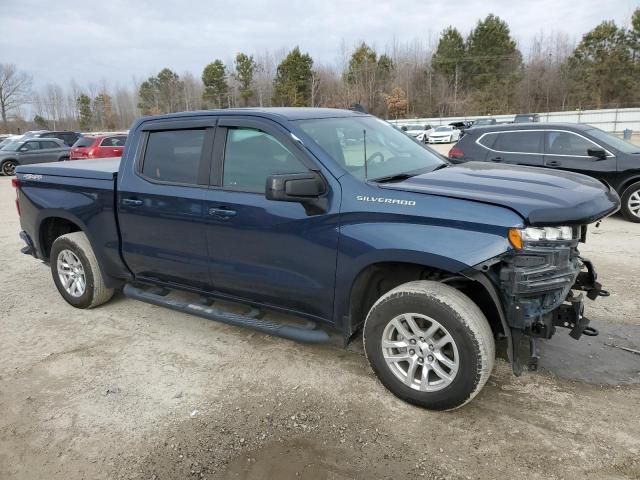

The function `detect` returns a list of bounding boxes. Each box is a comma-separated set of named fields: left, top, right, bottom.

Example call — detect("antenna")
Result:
left=363, top=129, right=368, bottom=180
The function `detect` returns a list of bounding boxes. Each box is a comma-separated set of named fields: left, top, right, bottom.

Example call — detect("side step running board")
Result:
left=123, top=284, right=330, bottom=344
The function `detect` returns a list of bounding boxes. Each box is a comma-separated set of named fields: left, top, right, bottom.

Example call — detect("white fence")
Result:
left=390, top=107, right=640, bottom=133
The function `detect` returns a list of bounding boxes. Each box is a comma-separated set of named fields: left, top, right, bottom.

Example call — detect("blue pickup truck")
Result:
left=13, top=108, right=619, bottom=410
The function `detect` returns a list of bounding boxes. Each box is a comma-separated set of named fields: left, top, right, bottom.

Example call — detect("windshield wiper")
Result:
left=372, top=172, right=420, bottom=183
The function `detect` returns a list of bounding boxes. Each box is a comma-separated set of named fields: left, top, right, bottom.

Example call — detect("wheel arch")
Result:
left=338, top=255, right=507, bottom=348
left=619, top=175, right=640, bottom=195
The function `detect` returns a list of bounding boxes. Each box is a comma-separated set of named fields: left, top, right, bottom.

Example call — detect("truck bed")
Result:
left=16, top=158, right=120, bottom=180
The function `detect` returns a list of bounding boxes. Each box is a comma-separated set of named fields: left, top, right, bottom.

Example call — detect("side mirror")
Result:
left=18, top=146, right=28, bottom=152
left=588, top=148, right=607, bottom=160
left=265, top=172, right=325, bottom=203
left=400, top=126, right=408, bottom=131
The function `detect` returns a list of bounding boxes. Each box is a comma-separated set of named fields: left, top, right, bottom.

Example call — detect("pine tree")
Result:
left=234, top=53, right=256, bottom=106
left=273, top=47, right=314, bottom=106
left=137, top=68, right=185, bottom=115
left=202, top=60, right=228, bottom=108
left=76, top=94, right=92, bottom=131
left=432, top=27, right=466, bottom=79
left=567, top=20, right=634, bottom=108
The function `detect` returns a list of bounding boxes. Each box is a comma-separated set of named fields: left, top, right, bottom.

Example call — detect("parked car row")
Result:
left=448, top=122, right=640, bottom=222
left=0, top=130, right=127, bottom=176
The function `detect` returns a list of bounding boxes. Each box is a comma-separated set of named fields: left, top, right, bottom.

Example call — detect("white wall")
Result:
left=390, top=107, right=640, bottom=133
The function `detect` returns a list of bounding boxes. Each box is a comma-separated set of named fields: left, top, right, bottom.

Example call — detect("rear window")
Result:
left=100, top=136, right=127, bottom=147
left=490, top=131, right=543, bottom=153
left=141, top=129, right=206, bottom=184
left=73, top=137, right=96, bottom=148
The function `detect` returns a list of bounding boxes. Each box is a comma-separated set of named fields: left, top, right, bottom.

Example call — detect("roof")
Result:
left=465, top=122, right=595, bottom=134
left=139, top=107, right=366, bottom=123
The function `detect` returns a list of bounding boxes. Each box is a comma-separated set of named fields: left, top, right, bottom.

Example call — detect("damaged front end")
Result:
left=474, top=225, right=609, bottom=374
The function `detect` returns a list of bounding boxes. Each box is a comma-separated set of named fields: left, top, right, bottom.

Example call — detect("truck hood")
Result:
left=381, top=162, right=620, bottom=226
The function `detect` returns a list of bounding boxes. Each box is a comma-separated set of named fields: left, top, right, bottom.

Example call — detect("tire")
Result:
left=50, top=232, right=114, bottom=309
left=1, top=159, right=17, bottom=176
left=363, top=280, right=495, bottom=411
left=621, top=181, right=640, bottom=223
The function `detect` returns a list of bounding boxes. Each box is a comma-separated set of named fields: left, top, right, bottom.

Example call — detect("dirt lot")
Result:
left=0, top=174, right=639, bottom=480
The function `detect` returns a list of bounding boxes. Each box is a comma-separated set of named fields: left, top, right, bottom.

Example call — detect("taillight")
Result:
left=448, top=147, right=464, bottom=159
left=87, top=148, right=97, bottom=158
left=11, top=177, right=20, bottom=216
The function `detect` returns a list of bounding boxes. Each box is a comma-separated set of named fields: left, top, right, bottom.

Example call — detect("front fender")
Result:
left=332, top=219, right=514, bottom=333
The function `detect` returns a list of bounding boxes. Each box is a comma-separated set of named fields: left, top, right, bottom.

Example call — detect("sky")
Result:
left=0, top=0, right=637, bottom=90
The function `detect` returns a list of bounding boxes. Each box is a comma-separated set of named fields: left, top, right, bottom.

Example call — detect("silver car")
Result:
left=0, top=138, right=70, bottom=176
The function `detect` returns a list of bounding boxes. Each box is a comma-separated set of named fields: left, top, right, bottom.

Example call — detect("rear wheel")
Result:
left=364, top=281, right=495, bottom=410
left=1, top=160, right=17, bottom=176
left=621, top=182, right=640, bottom=222
left=50, top=232, right=114, bottom=309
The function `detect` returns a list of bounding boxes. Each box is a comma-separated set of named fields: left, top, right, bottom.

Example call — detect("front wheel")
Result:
left=621, top=182, right=640, bottom=222
left=1, top=160, right=17, bottom=176
left=50, top=232, right=114, bottom=308
left=364, top=281, right=495, bottom=410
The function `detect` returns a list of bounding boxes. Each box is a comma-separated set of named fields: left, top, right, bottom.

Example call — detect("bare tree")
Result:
left=0, top=64, right=32, bottom=131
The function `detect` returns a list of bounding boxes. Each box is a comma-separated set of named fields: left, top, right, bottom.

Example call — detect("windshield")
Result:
left=586, top=128, right=640, bottom=154
left=1, top=141, right=23, bottom=151
left=434, top=126, right=451, bottom=132
left=296, top=116, right=445, bottom=181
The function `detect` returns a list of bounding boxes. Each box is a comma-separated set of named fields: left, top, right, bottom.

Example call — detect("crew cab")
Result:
left=13, top=108, right=619, bottom=410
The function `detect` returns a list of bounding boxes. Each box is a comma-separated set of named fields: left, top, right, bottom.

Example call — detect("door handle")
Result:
left=490, top=157, right=503, bottom=162
left=121, top=198, right=143, bottom=207
left=208, top=207, right=237, bottom=218
left=546, top=160, right=562, bottom=167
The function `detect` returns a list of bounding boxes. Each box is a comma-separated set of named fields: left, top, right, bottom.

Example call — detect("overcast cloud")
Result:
left=0, top=0, right=637, bottom=88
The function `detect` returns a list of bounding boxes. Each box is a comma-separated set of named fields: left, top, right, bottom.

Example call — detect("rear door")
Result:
left=543, top=130, right=617, bottom=185
left=117, top=118, right=215, bottom=289
left=203, top=116, right=340, bottom=321
left=40, top=140, right=65, bottom=161
left=99, top=135, right=127, bottom=157
left=478, top=130, right=544, bottom=166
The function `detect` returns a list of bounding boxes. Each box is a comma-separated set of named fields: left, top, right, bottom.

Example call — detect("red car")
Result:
left=69, top=135, right=127, bottom=160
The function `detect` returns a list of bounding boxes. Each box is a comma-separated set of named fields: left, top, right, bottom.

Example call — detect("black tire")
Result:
left=1, top=159, right=17, bottom=176
left=364, top=280, right=495, bottom=411
left=50, top=232, right=114, bottom=309
left=621, top=181, right=640, bottom=223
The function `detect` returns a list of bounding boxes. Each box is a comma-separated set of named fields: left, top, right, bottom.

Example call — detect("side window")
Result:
left=100, top=137, right=116, bottom=147
left=478, top=133, right=498, bottom=149
left=23, top=141, right=41, bottom=151
left=223, top=128, right=307, bottom=192
left=546, top=131, right=596, bottom=156
left=42, top=141, right=60, bottom=149
left=493, top=131, right=543, bottom=153
left=141, top=129, right=206, bottom=185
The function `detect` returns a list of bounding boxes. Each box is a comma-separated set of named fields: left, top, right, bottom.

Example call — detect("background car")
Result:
left=473, top=118, right=497, bottom=126
left=513, top=113, right=540, bottom=123
left=0, top=137, right=69, bottom=176
left=447, top=122, right=640, bottom=222
left=428, top=125, right=461, bottom=144
left=69, top=134, right=128, bottom=160
left=35, top=131, right=82, bottom=147
left=0, top=135, right=23, bottom=149
left=400, top=124, right=434, bottom=143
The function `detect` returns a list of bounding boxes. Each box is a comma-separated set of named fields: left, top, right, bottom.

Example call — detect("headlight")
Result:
left=508, top=226, right=578, bottom=249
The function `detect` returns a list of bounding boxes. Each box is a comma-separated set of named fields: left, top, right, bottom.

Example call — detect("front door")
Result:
left=204, top=117, right=340, bottom=322
left=543, top=130, right=618, bottom=186
left=117, top=122, right=215, bottom=289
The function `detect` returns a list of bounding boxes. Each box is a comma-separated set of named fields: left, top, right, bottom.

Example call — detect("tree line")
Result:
left=1, top=8, right=639, bottom=133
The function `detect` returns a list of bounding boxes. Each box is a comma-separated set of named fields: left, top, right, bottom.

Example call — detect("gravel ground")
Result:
left=0, top=174, right=639, bottom=480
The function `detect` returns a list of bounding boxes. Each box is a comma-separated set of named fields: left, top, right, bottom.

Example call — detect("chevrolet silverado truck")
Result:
left=13, top=108, right=619, bottom=410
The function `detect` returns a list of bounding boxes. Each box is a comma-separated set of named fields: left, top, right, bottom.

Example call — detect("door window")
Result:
left=141, top=129, right=206, bottom=185
left=222, top=128, right=307, bottom=192
left=546, top=131, right=597, bottom=156
left=22, top=141, right=41, bottom=151
left=41, top=141, right=60, bottom=149
left=101, top=136, right=127, bottom=147
left=493, top=131, right=542, bottom=153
